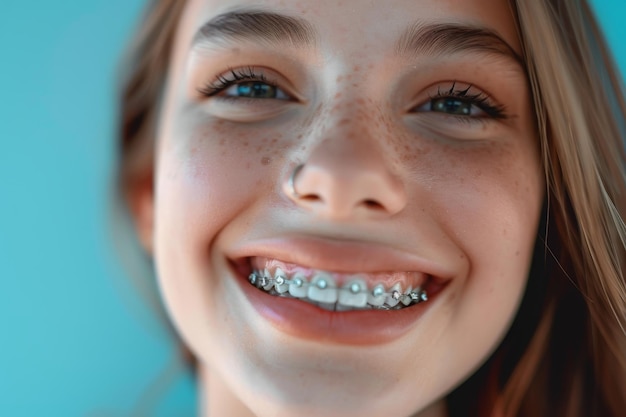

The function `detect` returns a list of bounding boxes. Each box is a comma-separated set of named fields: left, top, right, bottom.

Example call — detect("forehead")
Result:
left=180, top=0, right=521, bottom=56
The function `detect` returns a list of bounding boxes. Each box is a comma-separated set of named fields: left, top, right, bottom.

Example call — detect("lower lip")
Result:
left=232, top=264, right=445, bottom=346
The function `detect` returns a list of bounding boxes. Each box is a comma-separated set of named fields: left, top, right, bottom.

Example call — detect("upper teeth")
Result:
left=248, top=269, right=428, bottom=311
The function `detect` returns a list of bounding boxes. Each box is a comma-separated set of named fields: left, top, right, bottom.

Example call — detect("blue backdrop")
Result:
left=0, top=1, right=624, bottom=416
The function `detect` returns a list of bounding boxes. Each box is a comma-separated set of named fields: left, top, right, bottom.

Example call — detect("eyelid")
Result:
left=193, top=65, right=305, bottom=123
left=196, top=66, right=303, bottom=102
left=409, top=81, right=508, bottom=120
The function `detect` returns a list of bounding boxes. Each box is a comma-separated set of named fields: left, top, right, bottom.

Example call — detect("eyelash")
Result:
left=197, top=69, right=507, bottom=121
left=197, top=67, right=278, bottom=97
left=425, top=82, right=507, bottom=120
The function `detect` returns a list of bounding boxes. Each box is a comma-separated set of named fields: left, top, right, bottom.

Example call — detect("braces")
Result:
left=248, top=271, right=428, bottom=308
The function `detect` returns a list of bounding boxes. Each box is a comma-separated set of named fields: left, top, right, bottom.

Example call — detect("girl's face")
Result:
left=143, top=0, right=543, bottom=415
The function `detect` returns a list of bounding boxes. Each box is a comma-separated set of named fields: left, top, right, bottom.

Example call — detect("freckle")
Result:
left=353, top=65, right=360, bottom=72
left=297, top=134, right=303, bottom=139
left=256, top=146, right=262, bottom=152
left=301, top=146, right=306, bottom=150
left=334, top=92, right=342, bottom=99
left=352, top=83, right=358, bottom=87
left=336, top=75, right=343, bottom=83
left=219, top=138, right=226, bottom=145
left=261, top=156, right=271, bottom=165
left=271, top=138, right=278, bottom=144
left=221, top=150, right=226, bottom=156
left=515, top=250, right=520, bottom=256
left=243, top=141, right=249, bottom=147
left=245, top=161, right=251, bottom=169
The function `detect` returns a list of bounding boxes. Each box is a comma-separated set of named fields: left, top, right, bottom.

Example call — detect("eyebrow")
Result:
left=192, top=10, right=317, bottom=49
left=395, top=22, right=524, bottom=66
left=192, top=10, right=524, bottom=68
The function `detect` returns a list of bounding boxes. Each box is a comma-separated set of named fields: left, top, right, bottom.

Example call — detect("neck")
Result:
left=199, top=362, right=448, bottom=417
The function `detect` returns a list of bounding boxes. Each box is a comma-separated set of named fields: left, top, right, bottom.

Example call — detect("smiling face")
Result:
left=143, top=0, right=544, bottom=415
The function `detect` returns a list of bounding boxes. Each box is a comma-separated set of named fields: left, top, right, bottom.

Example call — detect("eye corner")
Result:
left=196, top=84, right=218, bottom=99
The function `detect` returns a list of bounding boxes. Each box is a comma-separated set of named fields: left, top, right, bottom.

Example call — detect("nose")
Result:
left=284, top=134, right=406, bottom=220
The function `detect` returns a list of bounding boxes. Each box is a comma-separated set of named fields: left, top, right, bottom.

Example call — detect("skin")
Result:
left=133, top=0, right=544, bottom=415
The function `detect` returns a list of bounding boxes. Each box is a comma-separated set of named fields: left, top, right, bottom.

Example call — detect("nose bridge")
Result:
left=286, top=97, right=406, bottom=219
left=312, top=95, right=389, bottom=168
left=315, top=117, right=377, bottom=169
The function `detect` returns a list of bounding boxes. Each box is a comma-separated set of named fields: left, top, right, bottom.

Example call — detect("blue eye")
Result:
left=198, top=67, right=291, bottom=100
left=430, top=97, right=474, bottom=116
left=223, top=81, right=290, bottom=100
left=416, top=83, right=507, bottom=119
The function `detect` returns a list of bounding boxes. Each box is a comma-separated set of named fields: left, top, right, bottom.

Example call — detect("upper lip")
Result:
left=225, top=235, right=456, bottom=282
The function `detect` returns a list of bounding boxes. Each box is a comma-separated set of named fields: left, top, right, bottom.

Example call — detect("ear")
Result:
left=126, top=174, right=155, bottom=255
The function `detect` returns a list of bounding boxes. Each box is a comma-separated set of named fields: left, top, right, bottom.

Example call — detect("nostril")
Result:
left=300, top=192, right=323, bottom=202
left=284, top=162, right=406, bottom=217
left=363, top=199, right=385, bottom=210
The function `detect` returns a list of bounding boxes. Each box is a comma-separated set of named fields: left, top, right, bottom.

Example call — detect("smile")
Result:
left=248, top=267, right=428, bottom=311
left=228, top=239, right=453, bottom=344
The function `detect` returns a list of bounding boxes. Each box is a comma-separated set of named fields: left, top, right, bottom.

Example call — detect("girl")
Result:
left=117, top=0, right=626, bottom=415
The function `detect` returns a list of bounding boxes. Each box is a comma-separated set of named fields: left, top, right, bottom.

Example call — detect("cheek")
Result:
left=451, top=142, right=542, bottom=244
left=157, top=119, right=289, bottom=238
left=158, top=131, right=255, bottom=244
left=418, top=140, right=543, bottom=375
left=445, top=143, right=541, bottom=274
left=152, top=119, right=290, bottom=339
left=425, top=141, right=541, bottom=300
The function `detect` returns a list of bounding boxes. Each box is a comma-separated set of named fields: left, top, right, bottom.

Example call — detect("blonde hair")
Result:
left=493, top=0, right=626, bottom=415
left=117, top=0, right=626, bottom=415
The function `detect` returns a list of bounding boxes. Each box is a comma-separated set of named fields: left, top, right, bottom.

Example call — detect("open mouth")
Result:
left=226, top=239, right=453, bottom=345
left=234, top=256, right=443, bottom=313
left=246, top=257, right=429, bottom=311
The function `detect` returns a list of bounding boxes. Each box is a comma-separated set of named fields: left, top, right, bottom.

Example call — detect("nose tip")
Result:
left=284, top=163, right=406, bottom=219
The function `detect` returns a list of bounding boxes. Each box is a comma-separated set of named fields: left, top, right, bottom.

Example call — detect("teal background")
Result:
left=0, top=1, right=623, bottom=416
